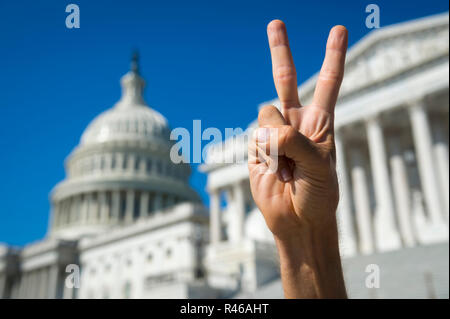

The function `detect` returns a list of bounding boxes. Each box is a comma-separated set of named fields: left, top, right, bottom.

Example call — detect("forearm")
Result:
left=274, top=217, right=347, bottom=299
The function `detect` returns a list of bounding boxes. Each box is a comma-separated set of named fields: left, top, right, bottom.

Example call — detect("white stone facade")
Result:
left=78, top=203, right=211, bottom=299
left=0, top=54, right=214, bottom=299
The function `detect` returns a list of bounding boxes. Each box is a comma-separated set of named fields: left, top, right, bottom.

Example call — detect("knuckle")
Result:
left=274, top=65, right=296, bottom=84
left=318, top=67, right=342, bottom=84
left=258, top=105, right=277, bottom=122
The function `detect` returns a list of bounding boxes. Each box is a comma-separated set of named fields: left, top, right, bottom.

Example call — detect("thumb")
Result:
left=258, top=105, right=286, bottom=126
left=257, top=105, right=294, bottom=181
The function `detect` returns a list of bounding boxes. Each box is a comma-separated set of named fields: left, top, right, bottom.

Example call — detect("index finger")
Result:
left=267, top=20, right=301, bottom=111
left=312, top=25, right=348, bottom=113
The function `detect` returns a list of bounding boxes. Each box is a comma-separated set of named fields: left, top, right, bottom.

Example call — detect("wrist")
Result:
left=274, top=216, right=347, bottom=298
left=274, top=217, right=339, bottom=276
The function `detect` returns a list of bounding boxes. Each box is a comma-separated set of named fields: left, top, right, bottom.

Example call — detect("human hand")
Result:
left=248, top=20, right=348, bottom=240
left=247, top=20, right=348, bottom=299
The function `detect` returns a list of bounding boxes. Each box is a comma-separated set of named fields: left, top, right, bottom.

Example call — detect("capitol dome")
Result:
left=80, top=66, right=170, bottom=148
left=80, top=104, right=169, bottom=147
left=49, top=54, right=200, bottom=240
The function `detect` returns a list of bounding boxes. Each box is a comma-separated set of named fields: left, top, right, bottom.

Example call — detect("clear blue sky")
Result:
left=0, top=0, right=447, bottom=246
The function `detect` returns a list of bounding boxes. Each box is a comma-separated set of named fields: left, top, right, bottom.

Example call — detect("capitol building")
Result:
left=0, top=12, right=449, bottom=299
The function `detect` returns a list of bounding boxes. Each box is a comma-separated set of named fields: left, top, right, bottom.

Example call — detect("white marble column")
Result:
left=64, top=202, right=69, bottom=225
left=210, top=190, right=221, bottom=244
left=60, top=203, right=66, bottom=227
left=65, top=200, right=71, bottom=225
left=77, top=161, right=83, bottom=176
left=111, top=190, right=120, bottom=223
left=0, top=274, right=5, bottom=298
left=22, top=272, right=31, bottom=298
left=24, top=273, right=33, bottom=298
left=408, top=101, right=445, bottom=225
left=432, top=118, right=449, bottom=223
left=80, top=195, right=89, bottom=225
left=140, top=192, right=149, bottom=219
left=388, top=136, right=416, bottom=247
left=152, top=159, right=159, bottom=175
left=9, top=280, right=19, bottom=299
left=56, top=201, right=64, bottom=228
left=89, top=193, right=99, bottom=224
left=66, top=200, right=73, bottom=225
left=128, top=155, right=136, bottom=174
left=350, top=146, right=374, bottom=255
left=56, top=202, right=64, bottom=228
left=38, top=268, right=49, bottom=298
left=139, top=156, right=147, bottom=175
left=71, top=197, right=79, bottom=224
left=231, top=182, right=245, bottom=243
left=86, top=193, right=94, bottom=224
left=68, top=200, right=74, bottom=225
left=153, top=194, right=162, bottom=212
left=366, top=117, right=401, bottom=251
left=51, top=202, right=59, bottom=231
left=335, top=132, right=357, bottom=257
left=28, top=271, right=37, bottom=298
left=99, top=191, right=109, bottom=223
left=147, top=193, right=154, bottom=214
left=117, top=153, right=125, bottom=171
left=28, top=271, right=36, bottom=298
left=125, top=190, right=135, bottom=223
left=105, top=153, right=112, bottom=173
left=35, top=271, right=42, bottom=298
left=66, top=199, right=72, bottom=224
left=57, top=202, right=63, bottom=227
left=63, top=280, right=75, bottom=299
left=61, top=203, right=67, bottom=227
left=47, top=265, right=59, bottom=299
left=33, top=271, right=41, bottom=298
left=18, top=273, right=27, bottom=298
left=94, top=154, right=102, bottom=176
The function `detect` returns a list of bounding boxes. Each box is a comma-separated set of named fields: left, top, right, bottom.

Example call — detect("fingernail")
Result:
left=281, top=168, right=292, bottom=182
left=256, top=128, right=270, bottom=143
left=330, top=25, right=347, bottom=47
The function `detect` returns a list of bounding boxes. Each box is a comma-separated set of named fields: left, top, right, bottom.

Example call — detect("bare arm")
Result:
left=275, top=221, right=346, bottom=298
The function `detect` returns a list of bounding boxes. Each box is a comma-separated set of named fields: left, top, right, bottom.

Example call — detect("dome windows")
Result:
left=100, top=156, right=106, bottom=170
left=134, top=156, right=141, bottom=171
left=111, top=153, right=117, bottom=169
left=146, top=158, right=152, bottom=173
left=122, top=154, right=128, bottom=170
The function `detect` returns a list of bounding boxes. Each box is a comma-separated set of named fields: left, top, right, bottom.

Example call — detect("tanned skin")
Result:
left=248, top=20, right=348, bottom=298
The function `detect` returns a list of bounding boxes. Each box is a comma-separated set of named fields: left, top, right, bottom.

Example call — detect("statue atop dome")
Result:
left=117, top=51, right=146, bottom=108
left=131, top=50, right=139, bottom=74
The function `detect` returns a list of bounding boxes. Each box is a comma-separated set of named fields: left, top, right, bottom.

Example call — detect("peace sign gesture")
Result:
left=248, top=20, right=348, bottom=298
